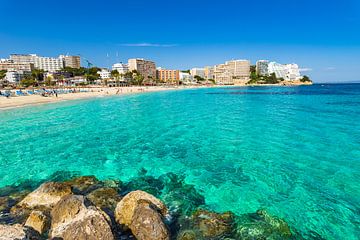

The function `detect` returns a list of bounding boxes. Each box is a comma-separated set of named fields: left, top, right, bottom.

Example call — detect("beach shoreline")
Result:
left=0, top=82, right=312, bottom=110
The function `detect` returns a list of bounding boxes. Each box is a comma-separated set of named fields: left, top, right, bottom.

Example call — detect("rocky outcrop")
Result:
left=15, top=182, right=72, bottom=210
left=65, top=175, right=101, bottom=194
left=50, top=195, right=114, bottom=240
left=115, top=190, right=168, bottom=226
left=0, top=224, right=40, bottom=240
left=115, top=190, right=170, bottom=240
left=24, top=210, right=50, bottom=235
left=87, top=187, right=121, bottom=213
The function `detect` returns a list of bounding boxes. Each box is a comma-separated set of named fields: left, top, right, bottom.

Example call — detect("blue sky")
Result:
left=1, top=0, right=359, bottom=82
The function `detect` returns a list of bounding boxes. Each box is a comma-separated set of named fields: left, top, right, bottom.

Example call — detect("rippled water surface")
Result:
left=1, top=84, right=360, bottom=239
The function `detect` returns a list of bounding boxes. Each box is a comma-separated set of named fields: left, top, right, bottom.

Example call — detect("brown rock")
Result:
left=65, top=175, right=101, bottom=194
left=115, top=190, right=168, bottom=226
left=24, top=210, right=50, bottom=234
left=191, top=209, right=234, bottom=238
left=50, top=195, right=114, bottom=240
left=130, top=200, right=170, bottom=240
left=16, top=182, right=72, bottom=210
left=0, top=224, right=40, bottom=239
left=87, top=187, right=121, bottom=212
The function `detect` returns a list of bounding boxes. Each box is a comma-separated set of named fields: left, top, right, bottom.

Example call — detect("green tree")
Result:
left=194, top=75, right=205, bottom=82
left=300, top=75, right=311, bottom=82
left=0, top=70, right=7, bottom=80
left=31, top=69, right=44, bottom=81
left=44, top=76, right=56, bottom=86
left=21, top=76, right=37, bottom=87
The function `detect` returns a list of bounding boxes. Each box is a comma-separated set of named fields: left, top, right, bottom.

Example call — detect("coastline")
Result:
left=0, top=82, right=312, bottom=110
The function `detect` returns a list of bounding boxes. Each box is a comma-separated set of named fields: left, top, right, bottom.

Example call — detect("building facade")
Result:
left=190, top=68, right=205, bottom=78
left=60, top=55, right=81, bottom=69
left=128, top=58, right=156, bottom=80
left=256, top=60, right=269, bottom=76
left=268, top=62, right=301, bottom=81
left=179, top=72, right=195, bottom=85
left=0, top=60, right=34, bottom=72
left=112, top=63, right=129, bottom=74
left=204, top=66, right=214, bottom=80
left=214, top=60, right=250, bottom=85
left=97, top=69, right=111, bottom=79
left=5, top=70, right=27, bottom=83
left=156, top=69, right=180, bottom=84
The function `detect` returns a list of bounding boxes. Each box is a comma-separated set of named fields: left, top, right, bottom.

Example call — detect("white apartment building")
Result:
left=268, top=62, right=301, bottom=81
left=256, top=60, right=269, bottom=76
left=97, top=69, right=111, bottom=79
left=112, top=63, right=129, bottom=74
left=204, top=66, right=215, bottom=80
left=5, top=70, right=27, bottom=83
left=128, top=58, right=156, bottom=80
left=214, top=60, right=250, bottom=85
left=34, top=57, right=64, bottom=72
left=190, top=68, right=205, bottom=78
left=179, top=72, right=195, bottom=85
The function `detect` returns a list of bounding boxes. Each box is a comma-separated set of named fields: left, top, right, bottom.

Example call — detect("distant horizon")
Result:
left=1, top=0, right=359, bottom=83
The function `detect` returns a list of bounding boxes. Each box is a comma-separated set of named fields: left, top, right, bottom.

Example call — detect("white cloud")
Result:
left=118, top=43, right=178, bottom=47
left=299, top=68, right=313, bottom=72
left=324, top=67, right=336, bottom=71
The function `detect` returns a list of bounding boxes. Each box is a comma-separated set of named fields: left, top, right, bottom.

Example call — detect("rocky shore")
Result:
left=0, top=170, right=302, bottom=239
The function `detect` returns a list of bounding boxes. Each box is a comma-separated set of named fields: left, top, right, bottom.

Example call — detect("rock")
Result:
left=15, top=182, right=72, bottom=210
left=191, top=209, right=235, bottom=238
left=50, top=195, right=114, bottom=240
left=129, top=200, right=170, bottom=240
left=115, top=190, right=168, bottom=227
left=0, top=197, right=11, bottom=213
left=176, top=230, right=201, bottom=240
left=0, top=224, right=40, bottom=240
left=87, top=187, right=121, bottom=213
left=24, top=210, right=50, bottom=235
left=65, top=175, right=101, bottom=194
left=235, top=209, right=293, bottom=239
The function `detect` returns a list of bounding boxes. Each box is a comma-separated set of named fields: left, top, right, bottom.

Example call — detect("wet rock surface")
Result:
left=0, top=171, right=307, bottom=240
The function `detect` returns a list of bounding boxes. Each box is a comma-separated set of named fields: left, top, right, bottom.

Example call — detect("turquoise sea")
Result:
left=0, top=84, right=359, bottom=239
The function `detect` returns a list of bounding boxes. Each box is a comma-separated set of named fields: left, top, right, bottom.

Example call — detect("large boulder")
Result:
left=50, top=195, right=114, bottom=240
left=24, top=210, right=50, bottom=235
left=15, top=182, right=72, bottom=210
left=115, top=190, right=168, bottom=226
left=115, top=190, right=170, bottom=240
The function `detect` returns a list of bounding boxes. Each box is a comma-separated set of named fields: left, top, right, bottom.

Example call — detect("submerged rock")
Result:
left=235, top=209, right=293, bottom=239
left=65, top=175, right=102, bottom=195
left=87, top=187, right=121, bottom=214
left=191, top=209, right=235, bottom=238
left=115, top=190, right=170, bottom=240
left=50, top=195, right=114, bottom=239
left=24, top=210, right=50, bottom=235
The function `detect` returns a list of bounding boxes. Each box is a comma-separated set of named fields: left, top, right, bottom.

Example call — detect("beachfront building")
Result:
left=60, top=55, right=81, bottom=69
left=190, top=68, right=205, bottom=78
left=5, top=70, right=27, bottom=83
left=97, top=69, right=111, bottom=79
left=34, top=56, right=64, bottom=72
left=0, top=60, right=34, bottom=72
left=112, top=63, right=129, bottom=74
left=256, top=60, right=269, bottom=76
left=179, top=72, right=195, bottom=85
left=285, top=64, right=301, bottom=81
left=156, top=69, right=180, bottom=84
left=204, top=66, right=215, bottom=80
left=128, top=58, right=156, bottom=80
left=214, top=60, right=250, bottom=85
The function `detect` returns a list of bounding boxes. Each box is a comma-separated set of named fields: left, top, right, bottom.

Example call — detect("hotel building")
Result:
left=190, top=68, right=205, bottom=78
left=256, top=60, right=269, bottom=76
left=0, top=60, right=34, bottom=72
left=128, top=58, right=156, bottom=80
left=156, top=69, right=180, bottom=84
left=214, top=60, right=250, bottom=85
left=268, top=62, right=301, bottom=81
left=97, top=69, right=111, bottom=79
left=112, top=63, right=129, bottom=74
left=60, top=55, right=81, bottom=69
left=204, top=66, right=215, bottom=80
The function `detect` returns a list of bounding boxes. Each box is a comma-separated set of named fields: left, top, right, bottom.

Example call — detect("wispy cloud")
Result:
left=118, top=43, right=178, bottom=47
left=299, top=68, right=313, bottom=72
left=324, top=67, right=336, bottom=71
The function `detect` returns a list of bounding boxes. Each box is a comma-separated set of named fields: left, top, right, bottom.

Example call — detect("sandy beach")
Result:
left=0, top=86, right=197, bottom=110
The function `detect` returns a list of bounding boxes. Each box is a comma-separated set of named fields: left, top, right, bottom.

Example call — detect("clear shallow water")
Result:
left=1, top=84, right=360, bottom=239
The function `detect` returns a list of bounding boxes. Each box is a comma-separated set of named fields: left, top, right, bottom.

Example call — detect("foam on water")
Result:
left=1, top=84, right=360, bottom=239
